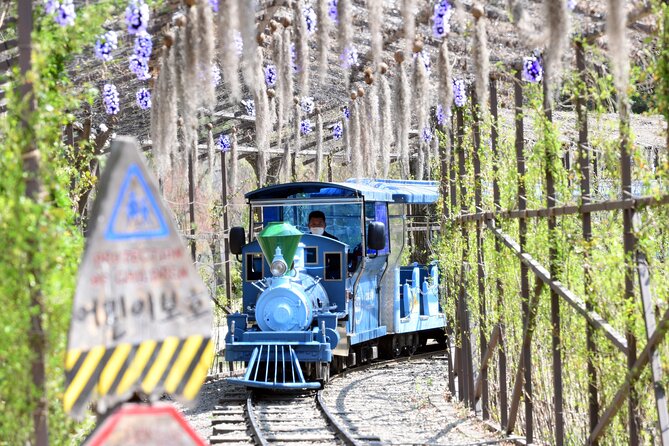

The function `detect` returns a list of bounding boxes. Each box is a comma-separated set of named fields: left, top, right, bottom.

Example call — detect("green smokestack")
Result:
left=257, top=222, right=303, bottom=273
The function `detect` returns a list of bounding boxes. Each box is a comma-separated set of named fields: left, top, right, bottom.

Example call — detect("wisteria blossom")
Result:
left=217, top=134, right=231, bottom=152
left=332, top=121, right=343, bottom=140
left=133, top=32, right=153, bottom=59
left=136, top=88, right=151, bottom=110
left=300, top=96, right=315, bottom=115
left=264, top=64, right=277, bottom=87
left=103, top=84, right=120, bottom=115
left=340, top=46, right=359, bottom=69
left=209, top=0, right=219, bottom=12
left=94, top=31, right=118, bottom=62
left=436, top=104, right=447, bottom=126
left=342, top=106, right=350, bottom=120
left=303, top=5, right=317, bottom=34
left=432, top=0, right=453, bottom=39
left=125, top=0, right=150, bottom=35
left=414, top=50, right=431, bottom=74
left=567, top=0, right=576, bottom=11
left=129, top=54, right=150, bottom=80
left=300, top=119, right=313, bottom=135
left=453, top=78, right=466, bottom=107
left=328, top=0, right=338, bottom=23
left=44, top=0, right=59, bottom=15
left=234, top=31, right=243, bottom=56
left=522, top=55, right=543, bottom=83
left=212, top=64, right=221, bottom=87
left=291, top=43, right=299, bottom=73
left=55, top=0, right=76, bottom=27
left=242, top=99, right=256, bottom=117
left=421, top=127, right=433, bottom=143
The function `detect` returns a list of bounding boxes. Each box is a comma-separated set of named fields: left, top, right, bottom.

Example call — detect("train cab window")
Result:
left=246, top=253, right=264, bottom=281
left=305, top=247, right=318, bottom=264
left=324, top=252, right=342, bottom=280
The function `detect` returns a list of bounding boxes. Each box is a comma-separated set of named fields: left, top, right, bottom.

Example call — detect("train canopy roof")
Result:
left=245, top=179, right=440, bottom=204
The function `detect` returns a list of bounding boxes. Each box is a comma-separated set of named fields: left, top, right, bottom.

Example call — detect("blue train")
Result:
left=225, top=179, right=446, bottom=389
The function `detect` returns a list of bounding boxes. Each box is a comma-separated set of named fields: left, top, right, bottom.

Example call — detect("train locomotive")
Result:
left=224, top=179, right=446, bottom=389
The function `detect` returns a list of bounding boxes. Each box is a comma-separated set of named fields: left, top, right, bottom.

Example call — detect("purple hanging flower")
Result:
left=129, top=54, right=150, bottom=80
left=567, top=0, right=576, bottom=11
left=303, top=5, right=317, bottom=34
left=234, top=31, right=243, bottom=56
left=264, top=64, right=277, bottom=87
left=342, top=106, right=350, bottom=120
left=340, top=46, right=358, bottom=69
left=453, top=78, right=466, bottom=107
left=44, top=0, right=59, bottom=14
left=94, top=31, right=118, bottom=62
left=55, top=0, right=76, bottom=27
left=332, top=121, right=343, bottom=140
left=291, top=43, right=299, bottom=73
left=300, top=119, right=313, bottom=135
left=209, top=0, right=219, bottom=12
left=328, top=0, right=338, bottom=23
left=136, top=88, right=151, bottom=110
left=125, top=0, right=150, bottom=35
left=103, top=84, right=120, bottom=115
left=414, top=50, right=431, bottom=74
left=133, top=31, right=153, bottom=60
left=522, top=55, right=543, bottom=83
left=242, top=99, right=256, bottom=117
left=300, top=96, right=315, bottom=115
left=212, top=64, right=221, bottom=87
left=432, top=0, right=453, bottom=39
left=217, top=134, right=231, bottom=152
left=421, top=127, right=433, bottom=143
left=436, top=104, right=446, bottom=126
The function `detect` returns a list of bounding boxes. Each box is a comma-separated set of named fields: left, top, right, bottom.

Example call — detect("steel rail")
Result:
left=316, top=390, right=362, bottom=446
left=246, top=392, right=270, bottom=446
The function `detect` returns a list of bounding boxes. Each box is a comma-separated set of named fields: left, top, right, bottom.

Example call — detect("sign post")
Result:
left=65, top=137, right=213, bottom=420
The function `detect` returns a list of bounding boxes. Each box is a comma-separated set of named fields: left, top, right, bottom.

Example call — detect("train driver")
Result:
left=307, top=210, right=339, bottom=241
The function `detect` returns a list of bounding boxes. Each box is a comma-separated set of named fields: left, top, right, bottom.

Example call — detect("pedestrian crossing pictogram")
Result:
left=104, top=163, right=169, bottom=241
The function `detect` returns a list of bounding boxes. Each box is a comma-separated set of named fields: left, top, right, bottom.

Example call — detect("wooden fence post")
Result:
left=490, top=75, right=509, bottom=429
left=471, top=90, right=489, bottom=419
left=619, top=72, right=640, bottom=446
left=19, top=1, right=48, bottom=444
left=456, top=105, right=474, bottom=407
left=514, top=69, right=533, bottom=442
left=220, top=148, right=233, bottom=308
left=543, top=68, right=565, bottom=446
left=576, top=41, right=600, bottom=443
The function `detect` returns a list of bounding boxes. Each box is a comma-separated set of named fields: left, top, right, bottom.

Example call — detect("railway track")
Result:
left=210, top=347, right=448, bottom=445
left=211, top=389, right=360, bottom=445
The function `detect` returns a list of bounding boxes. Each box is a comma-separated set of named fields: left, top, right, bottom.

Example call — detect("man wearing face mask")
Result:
left=307, top=210, right=339, bottom=240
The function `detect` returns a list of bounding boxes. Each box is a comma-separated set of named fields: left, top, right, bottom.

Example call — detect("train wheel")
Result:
left=392, top=336, right=402, bottom=358
left=317, top=362, right=330, bottom=385
left=407, top=334, right=418, bottom=356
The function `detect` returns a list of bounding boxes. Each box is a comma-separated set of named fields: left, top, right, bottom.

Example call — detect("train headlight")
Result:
left=270, top=247, right=288, bottom=276
left=270, top=258, right=288, bottom=276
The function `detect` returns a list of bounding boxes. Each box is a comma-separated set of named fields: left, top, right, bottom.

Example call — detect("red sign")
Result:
left=83, top=404, right=207, bottom=446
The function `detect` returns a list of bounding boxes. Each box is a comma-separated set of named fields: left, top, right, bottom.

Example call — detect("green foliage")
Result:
left=435, top=49, right=668, bottom=443
left=0, top=2, right=123, bottom=444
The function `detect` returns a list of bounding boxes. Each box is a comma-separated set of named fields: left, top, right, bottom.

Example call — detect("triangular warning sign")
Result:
left=105, top=164, right=169, bottom=241
left=66, top=137, right=212, bottom=421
